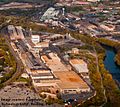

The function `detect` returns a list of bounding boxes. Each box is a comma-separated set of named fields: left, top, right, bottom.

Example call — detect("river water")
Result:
left=104, top=47, right=120, bottom=84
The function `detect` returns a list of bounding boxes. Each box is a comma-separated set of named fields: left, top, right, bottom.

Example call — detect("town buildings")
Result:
left=40, top=7, right=60, bottom=21
left=7, top=25, right=25, bottom=40
left=7, top=25, right=91, bottom=96
left=31, top=35, right=40, bottom=44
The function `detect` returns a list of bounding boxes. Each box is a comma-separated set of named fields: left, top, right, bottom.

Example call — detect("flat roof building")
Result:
left=70, top=59, right=89, bottom=73
left=54, top=71, right=90, bottom=94
left=40, top=53, right=90, bottom=94
left=31, top=35, right=40, bottom=44
left=41, top=53, right=68, bottom=72
left=31, top=73, right=54, bottom=80
left=8, top=25, right=25, bottom=40
left=41, top=7, right=60, bottom=21
left=34, top=41, right=49, bottom=48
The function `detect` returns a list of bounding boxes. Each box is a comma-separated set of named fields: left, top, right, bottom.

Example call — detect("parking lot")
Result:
left=0, top=83, right=64, bottom=107
left=0, top=84, right=45, bottom=107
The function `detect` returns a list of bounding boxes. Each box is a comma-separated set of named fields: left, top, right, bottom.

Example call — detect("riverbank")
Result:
left=98, top=38, right=120, bottom=66
left=103, top=46, right=120, bottom=87
left=98, top=38, right=120, bottom=86
left=97, top=49, right=120, bottom=107
left=80, top=42, right=120, bottom=106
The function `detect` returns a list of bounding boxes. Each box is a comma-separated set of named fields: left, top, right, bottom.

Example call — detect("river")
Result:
left=104, top=46, right=120, bottom=85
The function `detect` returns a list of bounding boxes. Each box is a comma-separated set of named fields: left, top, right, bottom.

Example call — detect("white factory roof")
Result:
left=41, top=7, right=59, bottom=21
left=8, top=25, right=15, bottom=30
left=21, top=73, right=29, bottom=78
left=70, top=59, right=88, bottom=73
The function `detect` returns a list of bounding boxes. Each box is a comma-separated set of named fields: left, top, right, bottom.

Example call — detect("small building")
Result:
left=63, top=54, right=69, bottom=61
left=81, top=72, right=89, bottom=79
left=31, top=73, right=54, bottom=79
left=72, top=48, right=79, bottom=54
left=100, top=24, right=115, bottom=31
left=21, top=73, right=29, bottom=78
left=31, top=35, right=40, bottom=44
left=10, top=42, right=18, bottom=52
left=30, top=69, right=54, bottom=80
left=15, top=26, right=25, bottom=40
left=34, top=41, right=49, bottom=48
left=55, top=71, right=90, bottom=94
left=8, top=25, right=17, bottom=40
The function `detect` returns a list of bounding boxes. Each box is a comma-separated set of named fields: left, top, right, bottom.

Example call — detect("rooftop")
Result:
left=41, top=54, right=68, bottom=72
left=31, top=73, right=53, bottom=77
left=70, top=59, right=86, bottom=65
left=41, top=53, right=89, bottom=90
left=55, top=71, right=89, bottom=89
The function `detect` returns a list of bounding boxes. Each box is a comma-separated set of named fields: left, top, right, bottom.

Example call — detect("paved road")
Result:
left=1, top=29, right=24, bottom=86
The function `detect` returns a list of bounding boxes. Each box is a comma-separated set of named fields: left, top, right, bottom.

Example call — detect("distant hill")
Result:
left=0, top=0, right=55, bottom=4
